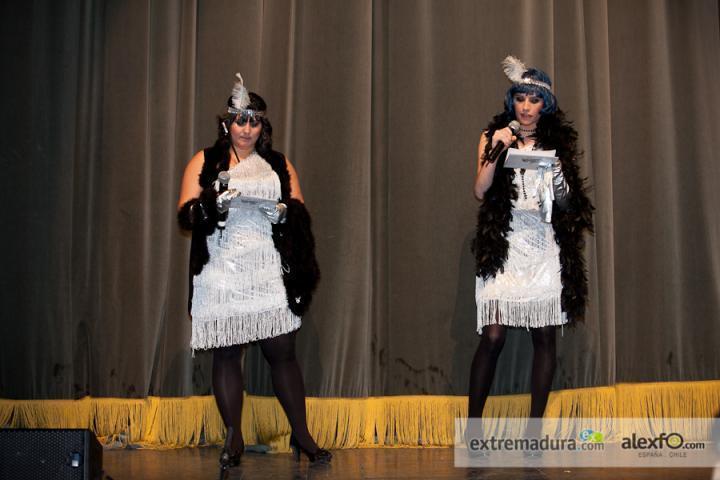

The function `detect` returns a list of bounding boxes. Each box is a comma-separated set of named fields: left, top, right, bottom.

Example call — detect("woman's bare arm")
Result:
left=285, top=157, right=305, bottom=203
left=474, top=133, right=497, bottom=200
left=177, top=151, right=205, bottom=210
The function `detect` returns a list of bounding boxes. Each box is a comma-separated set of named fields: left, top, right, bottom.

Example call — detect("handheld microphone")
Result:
left=217, top=171, right=230, bottom=229
left=487, top=120, right=521, bottom=163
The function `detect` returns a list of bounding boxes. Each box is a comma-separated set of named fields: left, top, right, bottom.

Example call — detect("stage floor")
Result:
left=102, top=446, right=715, bottom=479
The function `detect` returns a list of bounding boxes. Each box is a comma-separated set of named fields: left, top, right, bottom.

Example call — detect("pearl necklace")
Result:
left=517, top=138, right=535, bottom=201
left=518, top=127, right=536, bottom=137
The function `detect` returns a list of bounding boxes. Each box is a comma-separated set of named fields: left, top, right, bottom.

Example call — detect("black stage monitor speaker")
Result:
left=0, top=428, right=103, bottom=480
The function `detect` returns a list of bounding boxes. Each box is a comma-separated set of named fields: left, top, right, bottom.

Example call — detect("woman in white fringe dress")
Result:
left=177, top=74, right=330, bottom=471
left=468, top=56, right=593, bottom=422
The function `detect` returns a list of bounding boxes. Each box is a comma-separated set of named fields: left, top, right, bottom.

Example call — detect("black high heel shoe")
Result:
left=289, top=434, right=332, bottom=465
left=463, top=429, right=490, bottom=459
left=218, top=427, right=242, bottom=479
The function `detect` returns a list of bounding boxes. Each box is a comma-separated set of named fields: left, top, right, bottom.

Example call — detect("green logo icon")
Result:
left=667, top=433, right=683, bottom=448
left=579, top=429, right=604, bottom=443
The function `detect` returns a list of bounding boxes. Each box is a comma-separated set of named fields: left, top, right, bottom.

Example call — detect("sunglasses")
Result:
left=234, top=111, right=263, bottom=127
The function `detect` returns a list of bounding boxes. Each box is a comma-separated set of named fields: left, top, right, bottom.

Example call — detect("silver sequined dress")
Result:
left=190, top=152, right=300, bottom=350
left=475, top=149, right=567, bottom=333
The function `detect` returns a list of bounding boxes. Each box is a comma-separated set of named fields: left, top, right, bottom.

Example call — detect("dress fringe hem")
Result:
left=476, top=297, right=566, bottom=334
left=191, top=308, right=301, bottom=351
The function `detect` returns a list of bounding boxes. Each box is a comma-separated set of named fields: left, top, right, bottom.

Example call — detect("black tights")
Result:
left=212, top=330, right=318, bottom=454
left=468, top=324, right=557, bottom=419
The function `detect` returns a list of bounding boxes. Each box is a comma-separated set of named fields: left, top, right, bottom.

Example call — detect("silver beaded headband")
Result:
left=228, top=108, right=264, bottom=118
left=502, top=55, right=553, bottom=92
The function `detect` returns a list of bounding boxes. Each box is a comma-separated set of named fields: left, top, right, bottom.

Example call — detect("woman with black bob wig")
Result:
left=469, top=57, right=594, bottom=422
left=177, top=74, right=330, bottom=473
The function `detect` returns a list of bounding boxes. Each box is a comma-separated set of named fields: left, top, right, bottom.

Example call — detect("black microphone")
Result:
left=217, top=171, right=230, bottom=229
left=487, top=120, right=521, bottom=163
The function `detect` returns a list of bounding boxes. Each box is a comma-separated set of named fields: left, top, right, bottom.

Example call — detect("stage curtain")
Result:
left=1, top=381, right=719, bottom=449
left=0, top=0, right=719, bottom=400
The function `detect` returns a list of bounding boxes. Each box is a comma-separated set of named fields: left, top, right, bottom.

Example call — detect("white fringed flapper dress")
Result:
left=190, top=152, right=301, bottom=350
left=475, top=154, right=567, bottom=333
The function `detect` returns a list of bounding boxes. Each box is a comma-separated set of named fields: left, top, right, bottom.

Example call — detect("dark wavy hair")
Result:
left=503, top=67, right=557, bottom=115
left=214, top=92, right=273, bottom=161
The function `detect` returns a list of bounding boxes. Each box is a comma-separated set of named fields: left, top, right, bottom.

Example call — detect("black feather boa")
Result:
left=271, top=199, right=320, bottom=316
left=472, top=110, right=594, bottom=322
left=179, top=144, right=320, bottom=317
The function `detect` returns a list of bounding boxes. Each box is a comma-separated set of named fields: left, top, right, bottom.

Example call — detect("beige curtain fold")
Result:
left=0, top=0, right=718, bottom=399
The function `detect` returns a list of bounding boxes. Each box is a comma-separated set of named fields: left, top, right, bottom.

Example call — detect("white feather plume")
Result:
left=229, top=73, right=250, bottom=111
left=501, top=55, right=527, bottom=83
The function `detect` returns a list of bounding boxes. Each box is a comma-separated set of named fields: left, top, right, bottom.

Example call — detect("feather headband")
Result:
left=501, top=56, right=552, bottom=91
left=227, top=73, right=252, bottom=114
